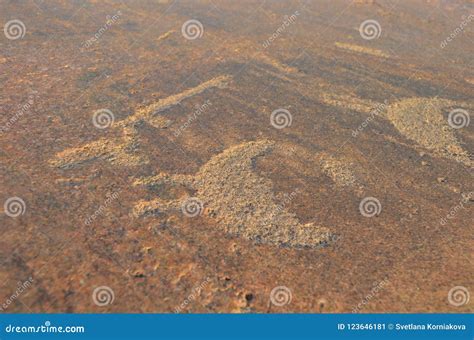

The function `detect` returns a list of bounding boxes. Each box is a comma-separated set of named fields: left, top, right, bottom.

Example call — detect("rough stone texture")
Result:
left=385, top=98, right=472, bottom=166
left=135, top=140, right=332, bottom=248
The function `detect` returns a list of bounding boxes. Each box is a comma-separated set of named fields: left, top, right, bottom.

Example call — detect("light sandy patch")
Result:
left=133, top=140, right=333, bottom=249
left=385, top=97, right=472, bottom=166
left=335, top=42, right=390, bottom=58
left=319, top=91, right=378, bottom=113
left=49, top=127, right=147, bottom=168
left=317, top=152, right=358, bottom=188
left=49, top=138, right=145, bottom=168
left=465, top=78, right=474, bottom=86
left=254, top=53, right=299, bottom=74
left=117, top=75, right=231, bottom=128
left=229, top=39, right=299, bottom=74
left=276, top=143, right=364, bottom=194
left=50, top=75, right=231, bottom=168
left=156, top=30, right=175, bottom=42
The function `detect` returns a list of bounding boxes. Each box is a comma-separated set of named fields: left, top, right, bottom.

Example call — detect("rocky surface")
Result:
left=0, top=0, right=472, bottom=313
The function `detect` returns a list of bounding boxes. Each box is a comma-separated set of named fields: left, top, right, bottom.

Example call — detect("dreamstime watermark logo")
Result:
left=173, top=100, right=212, bottom=138
left=270, top=108, right=292, bottom=129
left=181, top=197, right=203, bottom=217
left=1, top=94, right=35, bottom=133
left=262, top=11, right=300, bottom=48
left=274, top=189, right=300, bottom=215
left=0, top=277, right=34, bottom=312
left=359, top=197, right=381, bottom=217
left=5, top=321, right=85, bottom=334
left=359, top=19, right=381, bottom=40
left=271, top=189, right=301, bottom=222
left=81, top=11, right=122, bottom=51
left=440, top=14, right=474, bottom=49
left=92, top=286, right=115, bottom=306
left=448, top=286, right=469, bottom=307
left=181, top=19, right=204, bottom=40
left=270, top=286, right=292, bottom=306
left=352, top=277, right=389, bottom=313
left=84, top=190, right=121, bottom=225
left=3, top=197, right=26, bottom=218
left=174, top=277, right=212, bottom=313
left=92, top=109, right=115, bottom=129
left=4, top=19, right=26, bottom=40
left=448, top=108, right=470, bottom=129
left=352, top=101, right=388, bottom=137
left=440, top=192, right=473, bottom=226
